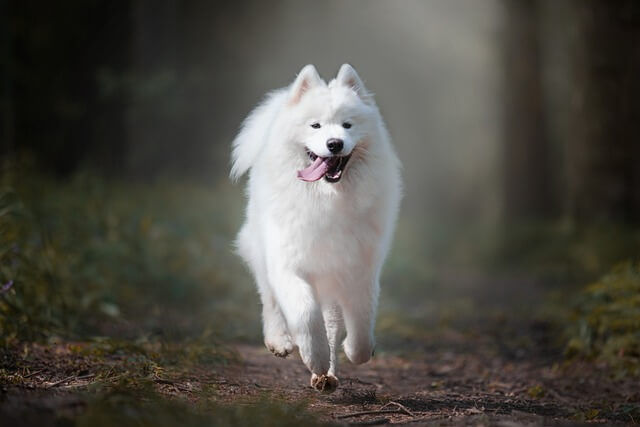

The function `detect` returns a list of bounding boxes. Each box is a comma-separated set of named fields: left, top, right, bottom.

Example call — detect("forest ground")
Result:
left=2, top=298, right=639, bottom=426
left=2, top=339, right=638, bottom=426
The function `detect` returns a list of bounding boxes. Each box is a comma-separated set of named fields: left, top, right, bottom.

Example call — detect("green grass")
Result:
left=0, top=162, right=259, bottom=346
left=490, top=221, right=640, bottom=283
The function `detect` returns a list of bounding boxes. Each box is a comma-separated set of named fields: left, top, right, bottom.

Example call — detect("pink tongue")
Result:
left=297, top=157, right=329, bottom=182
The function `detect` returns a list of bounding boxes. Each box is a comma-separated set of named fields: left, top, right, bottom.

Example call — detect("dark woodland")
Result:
left=1, top=1, right=639, bottom=425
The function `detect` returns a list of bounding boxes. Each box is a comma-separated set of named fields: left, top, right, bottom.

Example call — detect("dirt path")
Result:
left=1, top=341, right=638, bottom=425
left=216, top=344, right=638, bottom=425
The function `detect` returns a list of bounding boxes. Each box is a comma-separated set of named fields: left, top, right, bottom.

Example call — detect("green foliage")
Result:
left=494, top=222, right=640, bottom=282
left=0, top=164, right=259, bottom=346
left=74, top=335, right=238, bottom=372
left=0, top=185, right=78, bottom=342
left=565, top=261, right=640, bottom=375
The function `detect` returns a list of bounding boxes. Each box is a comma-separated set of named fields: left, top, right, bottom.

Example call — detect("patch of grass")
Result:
left=0, top=337, right=329, bottom=425
left=564, top=260, right=640, bottom=376
left=73, top=335, right=238, bottom=369
left=0, top=336, right=237, bottom=391
left=1, top=377, right=331, bottom=427
left=0, top=184, right=79, bottom=343
left=0, top=160, right=258, bottom=347
left=490, top=222, right=640, bottom=283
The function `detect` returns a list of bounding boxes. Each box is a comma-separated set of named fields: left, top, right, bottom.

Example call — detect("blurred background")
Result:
left=1, top=0, right=639, bottom=364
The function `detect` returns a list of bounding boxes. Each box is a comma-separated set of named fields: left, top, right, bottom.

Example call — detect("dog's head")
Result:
left=285, top=64, right=377, bottom=184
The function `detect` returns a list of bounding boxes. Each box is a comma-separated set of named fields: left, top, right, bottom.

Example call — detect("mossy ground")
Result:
left=564, top=261, right=640, bottom=376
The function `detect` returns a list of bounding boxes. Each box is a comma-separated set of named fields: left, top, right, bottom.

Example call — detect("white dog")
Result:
left=231, top=64, right=401, bottom=392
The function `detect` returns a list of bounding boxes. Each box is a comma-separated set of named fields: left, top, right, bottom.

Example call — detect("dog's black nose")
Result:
left=327, top=138, right=344, bottom=154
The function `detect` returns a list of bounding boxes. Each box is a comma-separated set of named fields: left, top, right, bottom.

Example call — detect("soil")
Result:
left=1, top=338, right=638, bottom=426
left=219, top=345, right=639, bottom=425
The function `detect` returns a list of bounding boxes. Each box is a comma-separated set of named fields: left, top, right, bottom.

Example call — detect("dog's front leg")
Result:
left=260, top=284, right=294, bottom=358
left=317, top=303, right=343, bottom=393
left=341, top=277, right=377, bottom=365
left=268, top=267, right=330, bottom=378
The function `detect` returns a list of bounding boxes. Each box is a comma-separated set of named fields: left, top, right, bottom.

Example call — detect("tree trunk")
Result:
left=567, top=1, right=640, bottom=223
left=0, top=0, right=14, bottom=158
left=127, top=0, right=179, bottom=177
left=502, top=0, right=556, bottom=221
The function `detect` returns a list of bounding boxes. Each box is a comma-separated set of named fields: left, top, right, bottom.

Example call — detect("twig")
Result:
left=104, top=372, right=126, bottom=383
left=46, top=375, right=75, bottom=388
left=337, top=409, right=402, bottom=419
left=338, top=401, right=417, bottom=420
left=75, top=373, right=95, bottom=381
left=381, top=401, right=416, bottom=417
left=23, top=369, right=45, bottom=379
left=46, top=373, right=95, bottom=388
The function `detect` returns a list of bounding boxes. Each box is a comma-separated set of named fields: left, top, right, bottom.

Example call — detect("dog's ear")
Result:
left=289, top=65, right=323, bottom=105
left=336, top=64, right=372, bottom=103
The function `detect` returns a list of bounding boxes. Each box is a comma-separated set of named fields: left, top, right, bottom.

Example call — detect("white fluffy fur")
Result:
left=231, top=64, right=402, bottom=391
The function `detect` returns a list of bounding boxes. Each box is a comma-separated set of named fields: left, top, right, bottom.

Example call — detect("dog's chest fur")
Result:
left=253, top=173, right=382, bottom=277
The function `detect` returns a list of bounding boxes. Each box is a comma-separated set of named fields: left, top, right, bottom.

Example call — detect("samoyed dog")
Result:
left=231, top=64, right=401, bottom=393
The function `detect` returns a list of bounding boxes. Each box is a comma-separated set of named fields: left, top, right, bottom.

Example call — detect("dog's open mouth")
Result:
left=297, top=149, right=351, bottom=183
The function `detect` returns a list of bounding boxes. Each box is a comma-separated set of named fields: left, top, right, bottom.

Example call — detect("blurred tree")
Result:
left=2, top=0, right=275, bottom=179
left=567, top=0, right=640, bottom=223
left=504, top=0, right=640, bottom=224
left=126, top=0, right=269, bottom=179
left=502, top=0, right=557, bottom=221
left=3, top=1, right=130, bottom=175
left=0, top=0, right=14, bottom=158
left=128, top=0, right=180, bottom=177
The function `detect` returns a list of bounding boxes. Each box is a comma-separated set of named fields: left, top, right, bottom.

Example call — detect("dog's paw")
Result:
left=265, top=333, right=295, bottom=358
left=310, top=373, right=339, bottom=394
left=344, top=336, right=374, bottom=365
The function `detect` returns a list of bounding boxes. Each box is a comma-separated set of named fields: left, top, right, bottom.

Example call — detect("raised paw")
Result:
left=265, top=333, right=295, bottom=358
left=310, top=373, right=339, bottom=394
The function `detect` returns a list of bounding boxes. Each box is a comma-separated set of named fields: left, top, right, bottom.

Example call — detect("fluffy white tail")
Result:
left=230, top=89, right=286, bottom=181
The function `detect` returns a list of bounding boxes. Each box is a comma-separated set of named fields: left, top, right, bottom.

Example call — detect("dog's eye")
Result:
left=342, top=122, right=352, bottom=129
left=310, top=123, right=321, bottom=129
